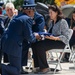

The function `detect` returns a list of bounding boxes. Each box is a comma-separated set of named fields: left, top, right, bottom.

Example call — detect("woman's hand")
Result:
left=45, top=35, right=60, bottom=41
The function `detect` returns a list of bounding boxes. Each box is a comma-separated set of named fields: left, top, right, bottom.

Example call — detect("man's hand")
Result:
left=45, top=35, right=60, bottom=41
left=34, top=33, right=41, bottom=40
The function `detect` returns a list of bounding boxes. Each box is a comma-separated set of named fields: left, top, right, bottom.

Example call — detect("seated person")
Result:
left=31, top=5, right=71, bottom=74
left=70, top=11, right=75, bottom=47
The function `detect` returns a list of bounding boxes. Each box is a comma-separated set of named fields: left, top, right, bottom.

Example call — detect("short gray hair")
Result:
left=5, top=2, right=15, bottom=9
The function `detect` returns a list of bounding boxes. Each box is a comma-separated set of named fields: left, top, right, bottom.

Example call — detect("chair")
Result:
left=47, top=29, right=73, bottom=74
left=69, top=45, right=75, bottom=69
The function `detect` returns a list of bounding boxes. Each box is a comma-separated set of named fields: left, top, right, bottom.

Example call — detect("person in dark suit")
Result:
left=1, top=1, right=40, bottom=75
left=4, top=2, right=16, bottom=29
left=0, top=2, right=5, bottom=74
left=3, top=2, right=17, bottom=63
left=0, top=18, right=4, bottom=74
left=21, top=0, right=45, bottom=74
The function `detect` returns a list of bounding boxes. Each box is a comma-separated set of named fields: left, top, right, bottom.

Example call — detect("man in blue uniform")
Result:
left=1, top=1, right=40, bottom=75
left=21, top=0, right=45, bottom=74
left=4, top=2, right=17, bottom=63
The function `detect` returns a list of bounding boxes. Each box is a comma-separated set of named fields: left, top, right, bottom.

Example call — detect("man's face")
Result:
left=6, top=7, right=15, bottom=17
left=24, top=9, right=34, bottom=18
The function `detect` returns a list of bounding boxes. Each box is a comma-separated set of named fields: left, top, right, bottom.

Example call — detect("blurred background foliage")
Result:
left=13, top=0, right=55, bottom=8
left=3, top=0, right=75, bottom=8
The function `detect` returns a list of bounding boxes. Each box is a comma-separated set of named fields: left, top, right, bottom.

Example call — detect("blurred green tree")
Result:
left=13, top=0, right=23, bottom=8
left=35, top=0, right=54, bottom=4
left=13, top=0, right=55, bottom=8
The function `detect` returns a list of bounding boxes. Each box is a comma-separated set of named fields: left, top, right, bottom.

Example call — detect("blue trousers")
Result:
left=2, top=54, right=21, bottom=75
left=21, top=40, right=30, bottom=66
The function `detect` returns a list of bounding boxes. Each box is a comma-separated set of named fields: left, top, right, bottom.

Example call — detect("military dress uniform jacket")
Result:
left=21, top=12, right=45, bottom=66
left=4, top=16, right=16, bottom=29
left=1, top=13, right=36, bottom=57
left=32, top=12, right=45, bottom=32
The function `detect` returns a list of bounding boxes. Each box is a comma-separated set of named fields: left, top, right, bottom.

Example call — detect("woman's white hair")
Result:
left=5, top=2, right=15, bottom=9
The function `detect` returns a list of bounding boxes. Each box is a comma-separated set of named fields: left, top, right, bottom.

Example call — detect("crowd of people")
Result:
left=0, top=0, right=75, bottom=75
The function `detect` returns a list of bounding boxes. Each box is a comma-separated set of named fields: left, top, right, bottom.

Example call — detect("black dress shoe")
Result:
left=21, top=70, right=29, bottom=74
left=20, top=67, right=29, bottom=74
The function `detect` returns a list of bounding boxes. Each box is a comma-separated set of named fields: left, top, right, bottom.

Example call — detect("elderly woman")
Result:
left=31, top=5, right=71, bottom=74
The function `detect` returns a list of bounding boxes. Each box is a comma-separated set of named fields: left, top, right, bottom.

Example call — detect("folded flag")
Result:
left=38, top=32, right=52, bottom=36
